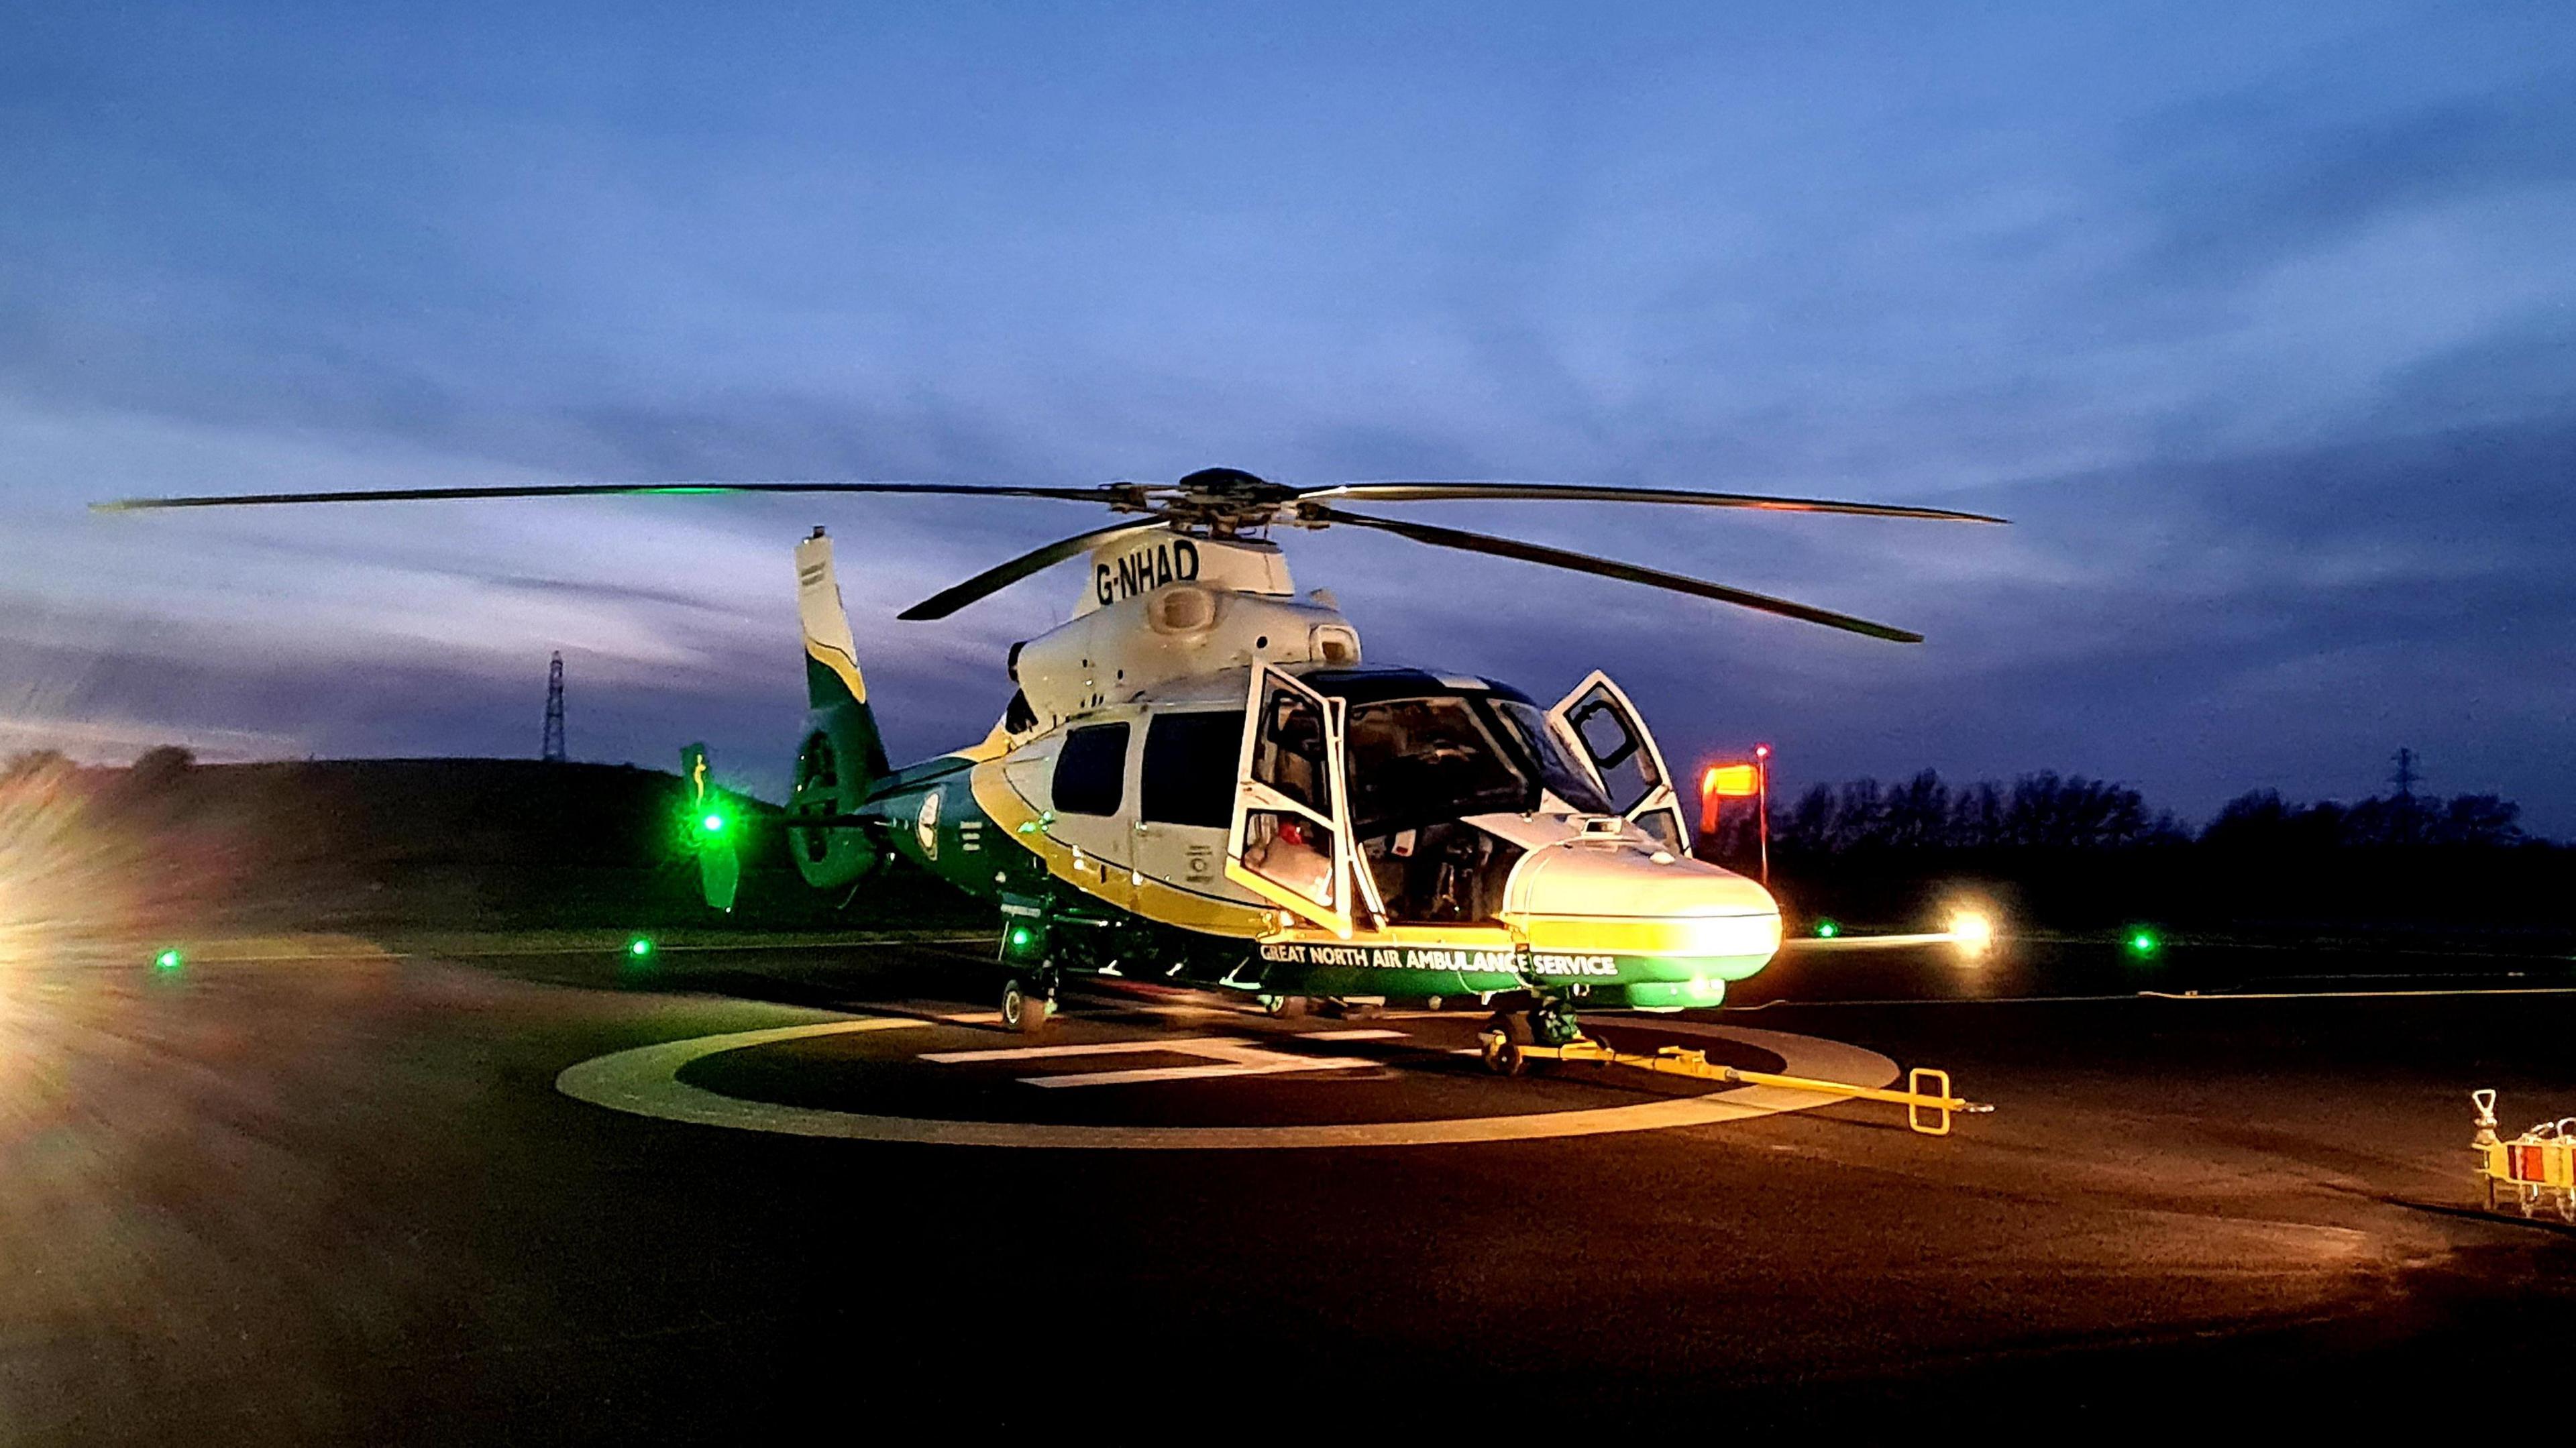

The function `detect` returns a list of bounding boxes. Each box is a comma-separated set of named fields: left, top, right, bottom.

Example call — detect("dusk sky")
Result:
left=3, top=3, right=2569, bottom=830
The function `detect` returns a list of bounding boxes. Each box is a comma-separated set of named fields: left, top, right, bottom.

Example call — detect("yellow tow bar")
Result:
left=1510, top=1038, right=1993, bottom=1136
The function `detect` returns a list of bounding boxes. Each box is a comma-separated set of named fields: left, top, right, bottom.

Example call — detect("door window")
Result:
left=1248, top=687, right=1328, bottom=813
left=1549, top=671, right=1689, bottom=851
left=1141, top=710, right=1242, bottom=828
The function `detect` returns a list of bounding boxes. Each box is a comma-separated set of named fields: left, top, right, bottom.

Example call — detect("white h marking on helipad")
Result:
left=922, top=1036, right=1382, bottom=1089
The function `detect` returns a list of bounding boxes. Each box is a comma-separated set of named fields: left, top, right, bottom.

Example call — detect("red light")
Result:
left=1754, top=744, right=1771, bottom=759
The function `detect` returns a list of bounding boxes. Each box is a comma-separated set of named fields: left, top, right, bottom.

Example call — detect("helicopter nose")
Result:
left=1505, top=841, right=1783, bottom=966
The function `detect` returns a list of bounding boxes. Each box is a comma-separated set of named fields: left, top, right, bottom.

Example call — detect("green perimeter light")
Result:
left=154, top=948, right=183, bottom=971
left=627, top=936, right=655, bottom=959
left=2127, top=928, right=2161, bottom=958
left=1813, top=919, right=1841, bottom=939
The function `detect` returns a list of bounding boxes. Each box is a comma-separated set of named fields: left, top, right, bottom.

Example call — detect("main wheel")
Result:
left=1001, top=977, right=1049, bottom=1034
left=1259, top=994, right=1309, bottom=1019
left=1481, top=1011, right=1536, bottom=1076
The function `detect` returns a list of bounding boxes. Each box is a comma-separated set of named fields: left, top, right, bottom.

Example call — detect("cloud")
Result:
left=2127, top=72, right=2576, bottom=292
left=1, top=1, right=2571, bottom=834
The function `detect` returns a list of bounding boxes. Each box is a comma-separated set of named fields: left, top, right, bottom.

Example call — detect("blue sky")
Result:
left=3, top=2, right=2569, bottom=828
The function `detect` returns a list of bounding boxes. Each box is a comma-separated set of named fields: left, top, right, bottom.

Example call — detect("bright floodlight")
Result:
left=1948, top=911, right=1994, bottom=960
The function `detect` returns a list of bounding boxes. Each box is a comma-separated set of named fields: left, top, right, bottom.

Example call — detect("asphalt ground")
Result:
left=2, top=933, right=2571, bottom=1443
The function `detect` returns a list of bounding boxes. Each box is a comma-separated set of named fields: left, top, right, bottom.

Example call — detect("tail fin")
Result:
left=796, top=528, right=890, bottom=779
left=790, top=529, right=888, bottom=890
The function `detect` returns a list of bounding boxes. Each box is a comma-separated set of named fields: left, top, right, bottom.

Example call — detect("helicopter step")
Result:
left=1481, top=1028, right=1989, bottom=1136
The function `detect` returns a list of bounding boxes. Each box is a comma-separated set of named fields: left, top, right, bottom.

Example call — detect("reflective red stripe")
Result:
left=2504, top=1142, right=2565, bottom=1183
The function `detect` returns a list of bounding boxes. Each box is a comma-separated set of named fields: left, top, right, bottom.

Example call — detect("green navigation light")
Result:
left=627, top=936, right=655, bottom=959
left=1008, top=926, right=1034, bottom=950
left=1814, top=919, right=1841, bottom=938
left=700, top=812, right=729, bottom=835
left=154, top=948, right=183, bottom=971
left=2127, top=928, right=2161, bottom=958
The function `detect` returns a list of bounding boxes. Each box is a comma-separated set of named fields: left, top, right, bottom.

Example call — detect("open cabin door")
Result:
left=1549, top=670, right=1690, bottom=853
left=1226, top=664, right=1364, bottom=937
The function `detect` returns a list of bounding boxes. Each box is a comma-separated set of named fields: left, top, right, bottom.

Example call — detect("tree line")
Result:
left=1713, top=769, right=2537, bottom=858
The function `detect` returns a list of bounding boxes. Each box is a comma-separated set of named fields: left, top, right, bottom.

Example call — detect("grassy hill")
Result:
left=0, top=755, right=986, bottom=937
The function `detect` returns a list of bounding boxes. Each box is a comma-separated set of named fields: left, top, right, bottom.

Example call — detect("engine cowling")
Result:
left=1013, top=585, right=1360, bottom=730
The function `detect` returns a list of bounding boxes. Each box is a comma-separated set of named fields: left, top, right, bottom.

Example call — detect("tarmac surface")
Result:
left=3, top=932, right=2571, bottom=1441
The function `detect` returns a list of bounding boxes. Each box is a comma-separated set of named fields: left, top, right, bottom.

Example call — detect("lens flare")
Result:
left=1947, top=911, right=1994, bottom=960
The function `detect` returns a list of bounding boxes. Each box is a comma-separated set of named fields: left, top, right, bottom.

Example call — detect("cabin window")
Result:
left=1051, top=722, right=1130, bottom=816
left=1140, top=710, right=1242, bottom=828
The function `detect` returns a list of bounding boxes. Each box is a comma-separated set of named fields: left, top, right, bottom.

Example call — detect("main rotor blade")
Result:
left=1304, top=505, right=1924, bottom=643
left=92, top=481, right=1122, bottom=512
left=1298, top=481, right=2006, bottom=525
left=897, top=518, right=1173, bottom=621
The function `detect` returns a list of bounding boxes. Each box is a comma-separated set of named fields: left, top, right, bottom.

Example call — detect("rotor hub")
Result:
left=1132, top=466, right=1301, bottom=536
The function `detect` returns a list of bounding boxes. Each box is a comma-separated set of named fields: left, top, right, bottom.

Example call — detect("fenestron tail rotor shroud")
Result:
left=95, top=467, right=2005, bottom=641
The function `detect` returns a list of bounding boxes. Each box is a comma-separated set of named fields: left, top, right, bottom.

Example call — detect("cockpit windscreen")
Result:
left=1342, top=693, right=1613, bottom=836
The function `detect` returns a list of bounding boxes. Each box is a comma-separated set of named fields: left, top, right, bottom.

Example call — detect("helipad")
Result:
left=555, top=1011, right=1902, bottom=1150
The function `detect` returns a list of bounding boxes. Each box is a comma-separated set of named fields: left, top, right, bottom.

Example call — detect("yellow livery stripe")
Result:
left=1515, top=913, right=1782, bottom=958
left=806, top=640, right=867, bottom=705
left=968, top=760, right=1277, bottom=938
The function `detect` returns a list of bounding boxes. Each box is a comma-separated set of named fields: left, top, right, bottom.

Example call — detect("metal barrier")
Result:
left=1507, top=1037, right=1990, bottom=1136
left=2472, top=1089, right=2576, bottom=1222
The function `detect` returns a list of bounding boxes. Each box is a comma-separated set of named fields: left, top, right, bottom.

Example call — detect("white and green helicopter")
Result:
left=101, top=469, right=2000, bottom=1069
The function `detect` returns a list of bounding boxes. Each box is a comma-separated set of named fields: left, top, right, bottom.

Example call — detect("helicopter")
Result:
left=99, top=467, right=2002, bottom=1071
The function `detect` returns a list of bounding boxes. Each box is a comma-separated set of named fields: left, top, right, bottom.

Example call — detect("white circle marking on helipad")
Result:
left=555, top=1016, right=1898, bottom=1150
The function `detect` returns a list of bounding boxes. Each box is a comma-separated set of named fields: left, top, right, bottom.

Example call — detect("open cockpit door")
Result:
left=1227, top=664, right=1364, bottom=936
left=1548, top=670, right=1690, bottom=852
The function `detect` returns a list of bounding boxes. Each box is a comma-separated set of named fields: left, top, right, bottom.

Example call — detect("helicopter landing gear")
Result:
left=1480, top=1000, right=1580, bottom=1076
left=1258, top=993, right=1309, bottom=1019
left=1000, top=974, right=1055, bottom=1034
left=1480, top=1011, right=1536, bottom=1076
